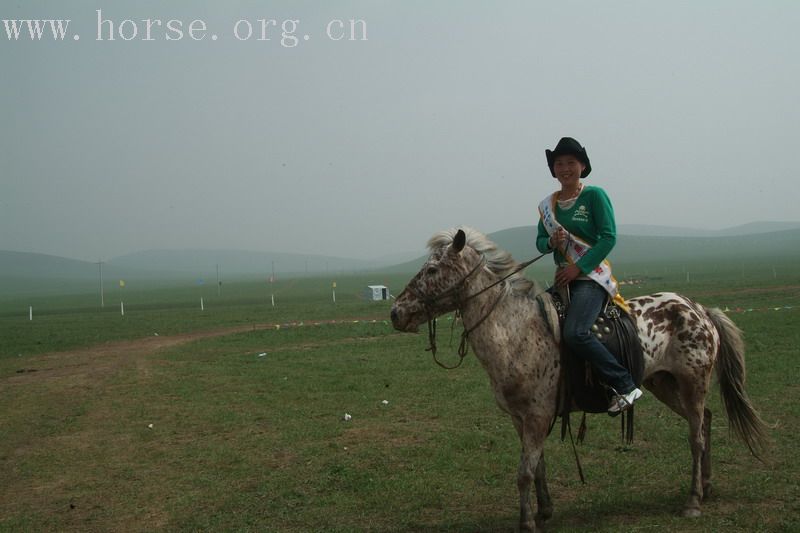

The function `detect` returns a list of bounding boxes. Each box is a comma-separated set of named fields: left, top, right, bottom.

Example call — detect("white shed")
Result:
left=365, top=285, right=390, bottom=301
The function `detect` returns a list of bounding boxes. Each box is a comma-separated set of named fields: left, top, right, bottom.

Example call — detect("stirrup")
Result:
left=608, top=387, right=642, bottom=414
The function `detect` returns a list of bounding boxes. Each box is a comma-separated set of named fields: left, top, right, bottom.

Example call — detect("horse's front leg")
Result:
left=534, top=452, right=553, bottom=524
left=517, top=449, right=537, bottom=532
left=515, top=416, right=548, bottom=532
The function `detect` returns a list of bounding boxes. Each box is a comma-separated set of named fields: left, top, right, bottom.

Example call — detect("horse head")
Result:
left=390, top=228, right=483, bottom=332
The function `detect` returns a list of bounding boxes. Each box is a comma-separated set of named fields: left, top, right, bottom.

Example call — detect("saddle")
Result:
left=537, top=287, right=645, bottom=443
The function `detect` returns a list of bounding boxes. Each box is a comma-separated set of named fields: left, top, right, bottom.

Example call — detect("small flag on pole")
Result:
left=119, top=280, right=126, bottom=288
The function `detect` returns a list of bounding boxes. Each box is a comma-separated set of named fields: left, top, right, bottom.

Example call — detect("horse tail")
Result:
left=705, top=306, right=768, bottom=458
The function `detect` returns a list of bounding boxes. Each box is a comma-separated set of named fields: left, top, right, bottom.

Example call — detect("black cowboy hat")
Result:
left=545, top=137, right=592, bottom=178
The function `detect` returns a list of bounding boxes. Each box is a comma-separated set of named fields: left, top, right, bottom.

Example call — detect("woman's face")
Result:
left=553, top=154, right=585, bottom=187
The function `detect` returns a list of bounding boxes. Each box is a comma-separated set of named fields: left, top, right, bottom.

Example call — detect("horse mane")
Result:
left=427, top=227, right=538, bottom=296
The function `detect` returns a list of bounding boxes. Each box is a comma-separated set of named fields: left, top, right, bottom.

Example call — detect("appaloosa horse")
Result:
left=390, top=227, right=767, bottom=532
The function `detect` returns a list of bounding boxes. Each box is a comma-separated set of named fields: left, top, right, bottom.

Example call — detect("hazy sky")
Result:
left=2, top=1, right=798, bottom=262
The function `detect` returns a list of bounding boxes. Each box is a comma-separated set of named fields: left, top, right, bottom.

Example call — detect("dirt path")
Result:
left=3, top=316, right=389, bottom=386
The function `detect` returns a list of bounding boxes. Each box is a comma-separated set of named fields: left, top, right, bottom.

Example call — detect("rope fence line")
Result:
left=723, top=305, right=795, bottom=314
left=250, top=316, right=391, bottom=331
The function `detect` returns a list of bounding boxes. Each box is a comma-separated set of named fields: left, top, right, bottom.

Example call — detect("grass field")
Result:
left=1, top=266, right=799, bottom=531
left=0, top=273, right=413, bottom=359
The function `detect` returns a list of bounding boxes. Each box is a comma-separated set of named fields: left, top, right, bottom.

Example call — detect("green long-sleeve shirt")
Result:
left=536, top=185, right=617, bottom=275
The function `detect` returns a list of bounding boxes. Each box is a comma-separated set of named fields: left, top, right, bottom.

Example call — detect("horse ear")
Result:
left=452, top=229, right=466, bottom=253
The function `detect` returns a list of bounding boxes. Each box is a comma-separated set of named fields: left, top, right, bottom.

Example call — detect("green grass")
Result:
left=0, top=273, right=412, bottom=359
left=3, top=263, right=798, bottom=360
left=1, top=267, right=799, bottom=531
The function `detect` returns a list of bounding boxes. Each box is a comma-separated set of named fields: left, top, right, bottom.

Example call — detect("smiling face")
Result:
left=552, top=154, right=585, bottom=188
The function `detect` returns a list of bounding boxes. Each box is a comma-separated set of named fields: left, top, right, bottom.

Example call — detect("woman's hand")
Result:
left=556, top=264, right=581, bottom=287
left=549, top=227, right=567, bottom=250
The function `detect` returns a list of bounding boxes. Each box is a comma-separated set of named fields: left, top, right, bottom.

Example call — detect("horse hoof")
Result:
left=702, top=485, right=713, bottom=500
left=682, top=508, right=702, bottom=518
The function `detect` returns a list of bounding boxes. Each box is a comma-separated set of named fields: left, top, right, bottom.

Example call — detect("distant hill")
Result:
left=0, top=250, right=161, bottom=281
left=0, top=248, right=393, bottom=293
left=489, top=225, right=800, bottom=265
left=1, top=251, right=100, bottom=279
left=0, top=248, right=401, bottom=298
left=713, top=221, right=800, bottom=236
left=0, top=251, right=178, bottom=298
left=618, top=221, right=800, bottom=237
left=4, top=221, right=798, bottom=291
left=381, top=225, right=800, bottom=273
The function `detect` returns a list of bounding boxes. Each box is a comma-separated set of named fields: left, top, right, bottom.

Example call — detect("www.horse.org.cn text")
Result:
left=2, top=10, right=368, bottom=47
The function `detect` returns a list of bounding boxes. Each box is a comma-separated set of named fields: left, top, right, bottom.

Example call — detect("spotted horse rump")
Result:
left=390, top=227, right=768, bottom=532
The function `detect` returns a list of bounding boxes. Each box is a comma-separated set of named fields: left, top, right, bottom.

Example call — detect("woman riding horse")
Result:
left=536, top=137, right=642, bottom=413
left=391, top=223, right=767, bottom=528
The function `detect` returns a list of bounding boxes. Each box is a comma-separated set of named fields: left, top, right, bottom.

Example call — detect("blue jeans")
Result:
left=562, top=280, right=636, bottom=395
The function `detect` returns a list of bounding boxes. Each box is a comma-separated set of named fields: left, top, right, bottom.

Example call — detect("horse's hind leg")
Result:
left=643, top=371, right=708, bottom=516
left=702, top=408, right=712, bottom=499
left=517, top=450, right=534, bottom=531
left=683, top=403, right=706, bottom=517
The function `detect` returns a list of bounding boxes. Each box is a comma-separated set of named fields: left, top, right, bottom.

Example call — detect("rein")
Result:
left=417, top=252, right=549, bottom=369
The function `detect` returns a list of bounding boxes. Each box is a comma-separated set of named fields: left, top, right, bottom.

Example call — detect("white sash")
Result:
left=538, top=193, right=621, bottom=300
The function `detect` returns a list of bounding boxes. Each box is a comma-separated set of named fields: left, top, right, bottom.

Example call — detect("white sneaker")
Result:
left=608, top=388, right=643, bottom=414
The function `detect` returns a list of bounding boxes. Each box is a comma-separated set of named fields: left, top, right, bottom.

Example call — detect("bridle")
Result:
left=404, top=254, right=488, bottom=369
left=404, top=250, right=549, bottom=369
